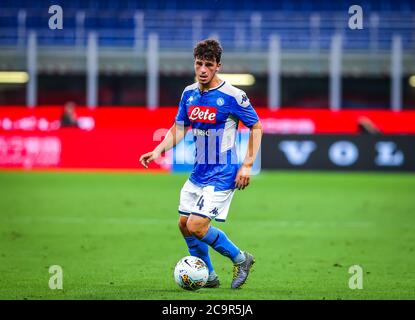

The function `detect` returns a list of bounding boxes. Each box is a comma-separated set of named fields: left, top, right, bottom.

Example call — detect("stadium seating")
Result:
left=0, top=0, right=414, bottom=50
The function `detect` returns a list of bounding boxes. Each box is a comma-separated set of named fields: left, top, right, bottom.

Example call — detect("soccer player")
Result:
left=139, top=39, right=263, bottom=289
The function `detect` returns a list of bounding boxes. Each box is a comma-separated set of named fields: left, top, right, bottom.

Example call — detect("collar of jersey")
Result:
left=198, top=81, right=225, bottom=94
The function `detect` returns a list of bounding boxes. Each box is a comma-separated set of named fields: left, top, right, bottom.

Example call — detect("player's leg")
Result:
left=186, top=214, right=245, bottom=263
left=187, top=215, right=255, bottom=289
left=178, top=181, right=218, bottom=287
left=178, top=216, right=219, bottom=287
left=186, top=188, right=255, bottom=289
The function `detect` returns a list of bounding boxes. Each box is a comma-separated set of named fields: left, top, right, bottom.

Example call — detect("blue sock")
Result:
left=184, top=236, right=214, bottom=274
left=200, top=226, right=241, bottom=263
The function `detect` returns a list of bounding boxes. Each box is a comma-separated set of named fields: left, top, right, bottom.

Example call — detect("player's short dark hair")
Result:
left=193, top=39, right=223, bottom=64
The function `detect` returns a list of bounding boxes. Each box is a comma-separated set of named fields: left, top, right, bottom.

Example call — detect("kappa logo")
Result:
left=188, top=106, right=217, bottom=123
left=209, top=207, right=219, bottom=216
left=238, top=93, right=250, bottom=107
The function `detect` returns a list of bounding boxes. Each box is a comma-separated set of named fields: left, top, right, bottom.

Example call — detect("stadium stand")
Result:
left=0, top=0, right=414, bottom=50
left=0, top=0, right=414, bottom=108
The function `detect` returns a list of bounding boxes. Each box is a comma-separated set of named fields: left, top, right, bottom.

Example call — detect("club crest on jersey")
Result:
left=188, top=106, right=217, bottom=123
left=216, top=97, right=224, bottom=106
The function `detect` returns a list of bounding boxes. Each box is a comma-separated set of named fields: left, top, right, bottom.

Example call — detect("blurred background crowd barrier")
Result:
left=0, top=0, right=414, bottom=171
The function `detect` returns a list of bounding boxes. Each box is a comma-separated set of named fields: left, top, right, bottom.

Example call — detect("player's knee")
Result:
left=187, top=224, right=203, bottom=238
left=186, top=220, right=208, bottom=239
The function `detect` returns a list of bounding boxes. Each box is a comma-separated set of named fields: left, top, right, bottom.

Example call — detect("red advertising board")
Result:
left=0, top=106, right=414, bottom=169
left=255, top=109, right=415, bottom=134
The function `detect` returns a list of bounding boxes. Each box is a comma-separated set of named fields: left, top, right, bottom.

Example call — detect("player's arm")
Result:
left=235, top=120, right=263, bottom=190
left=139, top=122, right=188, bottom=168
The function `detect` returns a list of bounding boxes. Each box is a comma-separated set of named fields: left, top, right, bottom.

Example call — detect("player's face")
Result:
left=194, top=58, right=221, bottom=85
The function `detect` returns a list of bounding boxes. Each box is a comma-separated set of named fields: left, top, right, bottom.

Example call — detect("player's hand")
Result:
left=139, top=150, right=160, bottom=168
left=235, top=164, right=252, bottom=190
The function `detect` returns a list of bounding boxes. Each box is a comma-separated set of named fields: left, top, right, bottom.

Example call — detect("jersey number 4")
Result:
left=196, top=196, right=205, bottom=211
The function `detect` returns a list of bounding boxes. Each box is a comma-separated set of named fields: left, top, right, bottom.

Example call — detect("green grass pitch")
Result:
left=1, top=170, right=414, bottom=300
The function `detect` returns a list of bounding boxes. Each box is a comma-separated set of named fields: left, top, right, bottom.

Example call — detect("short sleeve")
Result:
left=230, top=90, right=259, bottom=128
left=175, top=91, right=191, bottom=127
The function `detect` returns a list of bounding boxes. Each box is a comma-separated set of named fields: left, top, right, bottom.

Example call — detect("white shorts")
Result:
left=178, top=179, right=235, bottom=222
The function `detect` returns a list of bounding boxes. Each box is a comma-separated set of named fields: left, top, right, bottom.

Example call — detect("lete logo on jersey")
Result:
left=188, top=106, right=217, bottom=123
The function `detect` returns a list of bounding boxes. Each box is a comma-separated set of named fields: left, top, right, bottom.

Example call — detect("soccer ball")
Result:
left=174, top=256, right=209, bottom=291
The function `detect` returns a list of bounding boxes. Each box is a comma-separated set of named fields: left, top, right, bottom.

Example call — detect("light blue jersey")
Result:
left=175, top=81, right=259, bottom=191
